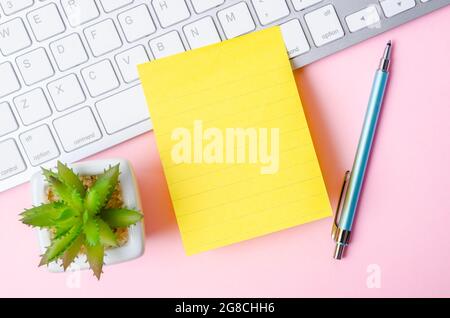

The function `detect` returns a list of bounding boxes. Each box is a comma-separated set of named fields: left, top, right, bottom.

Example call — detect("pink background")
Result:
left=1, top=7, right=449, bottom=298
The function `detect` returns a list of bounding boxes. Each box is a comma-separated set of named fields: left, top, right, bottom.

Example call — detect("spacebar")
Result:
left=96, top=85, right=150, bottom=134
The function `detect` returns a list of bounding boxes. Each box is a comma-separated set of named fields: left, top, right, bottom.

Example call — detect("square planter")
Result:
left=30, top=159, right=145, bottom=273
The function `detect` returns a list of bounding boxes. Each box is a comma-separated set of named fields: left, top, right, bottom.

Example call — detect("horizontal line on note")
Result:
left=180, top=191, right=327, bottom=235
left=156, top=83, right=297, bottom=132
left=176, top=174, right=322, bottom=217
left=191, top=210, right=330, bottom=254
left=155, top=93, right=297, bottom=142
left=168, top=143, right=313, bottom=185
left=171, top=157, right=316, bottom=201
left=153, top=64, right=292, bottom=107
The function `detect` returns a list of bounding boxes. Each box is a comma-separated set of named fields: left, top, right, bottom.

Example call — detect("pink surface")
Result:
left=1, top=8, right=449, bottom=297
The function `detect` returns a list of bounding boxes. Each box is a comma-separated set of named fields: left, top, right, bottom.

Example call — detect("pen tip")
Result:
left=333, top=244, right=345, bottom=260
left=381, top=40, right=392, bottom=66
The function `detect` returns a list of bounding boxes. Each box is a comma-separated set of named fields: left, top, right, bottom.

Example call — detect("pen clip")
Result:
left=332, top=170, right=351, bottom=240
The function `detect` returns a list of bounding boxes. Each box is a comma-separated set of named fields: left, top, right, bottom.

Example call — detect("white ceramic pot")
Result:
left=30, top=159, right=145, bottom=273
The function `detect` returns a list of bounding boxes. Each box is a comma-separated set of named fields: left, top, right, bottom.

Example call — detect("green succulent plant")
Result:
left=20, top=161, right=143, bottom=280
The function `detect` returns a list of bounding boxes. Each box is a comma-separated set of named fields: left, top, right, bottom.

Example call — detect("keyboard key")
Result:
left=152, top=0, right=190, bottom=28
left=81, top=59, right=120, bottom=97
left=149, top=31, right=185, bottom=59
left=379, top=0, right=416, bottom=18
left=16, top=47, right=55, bottom=85
left=96, top=85, right=149, bottom=134
left=48, top=74, right=86, bottom=111
left=252, top=0, right=290, bottom=25
left=53, top=107, right=102, bottom=152
left=0, top=18, right=32, bottom=56
left=304, top=4, right=344, bottom=47
left=183, top=16, right=221, bottom=49
left=96, top=85, right=150, bottom=134
left=280, top=19, right=310, bottom=58
left=27, top=3, right=66, bottom=42
left=61, top=0, right=100, bottom=27
left=84, top=19, right=122, bottom=57
left=100, top=0, right=134, bottom=13
left=50, top=33, right=88, bottom=71
left=0, top=102, right=18, bottom=137
left=291, top=0, right=323, bottom=11
left=14, top=88, right=52, bottom=126
left=0, top=62, right=21, bottom=98
left=0, top=0, right=33, bottom=16
left=218, top=2, right=256, bottom=39
left=0, top=139, right=26, bottom=181
left=118, top=4, right=156, bottom=43
left=115, top=45, right=149, bottom=83
left=191, top=0, right=225, bottom=14
left=20, top=125, right=60, bottom=166
left=346, top=6, right=381, bottom=33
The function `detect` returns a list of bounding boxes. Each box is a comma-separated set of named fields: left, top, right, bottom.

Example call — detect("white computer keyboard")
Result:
left=0, top=0, right=448, bottom=193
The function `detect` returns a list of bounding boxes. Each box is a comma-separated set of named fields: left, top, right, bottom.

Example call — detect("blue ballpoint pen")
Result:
left=332, top=41, right=392, bottom=259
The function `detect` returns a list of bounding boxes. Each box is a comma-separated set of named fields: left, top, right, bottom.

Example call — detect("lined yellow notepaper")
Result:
left=138, top=27, right=331, bottom=255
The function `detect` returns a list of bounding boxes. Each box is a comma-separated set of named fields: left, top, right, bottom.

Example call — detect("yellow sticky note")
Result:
left=138, top=27, right=331, bottom=255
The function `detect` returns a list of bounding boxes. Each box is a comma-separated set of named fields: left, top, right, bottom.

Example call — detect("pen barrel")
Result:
left=339, top=70, right=389, bottom=231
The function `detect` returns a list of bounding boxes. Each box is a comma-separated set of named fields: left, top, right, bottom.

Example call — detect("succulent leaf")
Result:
left=84, top=189, right=101, bottom=217
left=39, top=223, right=82, bottom=266
left=53, top=216, right=79, bottom=239
left=53, top=211, right=80, bottom=239
left=42, top=168, right=59, bottom=182
left=62, top=234, right=84, bottom=271
left=48, top=176, right=84, bottom=214
left=85, top=164, right=120, bottom=216
left=86, top=242, right=104, bottom=280
left=57, top=161, right=86, bottom=198
left=20, top=202, right=68, bottom=228
left=100, top=208, right=143, bottom=228
left=97, top=218, right=118, bottom=247
left=56, top=208, right=77, bottom=221
left=53, top=225, right=72, bottom=240
left=83, top=217, right=100, bottom=246
left=83, top=210, right=89, bottom=224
